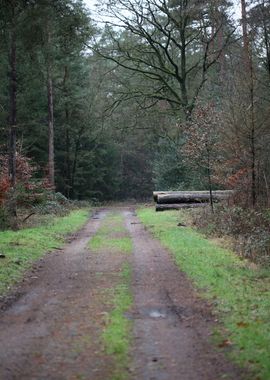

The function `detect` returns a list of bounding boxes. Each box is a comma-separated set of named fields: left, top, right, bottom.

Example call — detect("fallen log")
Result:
left=156, top=190, right=233, bottom=205
left=153, top=190, right=216, bottom=202
left=156, top=203, right=208, bottom=212
left=153, top=190, right=232, bottom=202
left=153, top=191, right=174, bottom=202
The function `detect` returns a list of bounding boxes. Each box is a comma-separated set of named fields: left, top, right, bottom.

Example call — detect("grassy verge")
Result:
left=138, top=208, right=270, bottom=380
left=0, top=209, right=90, bottom=295
left=103, top=263, right=133, bottom=380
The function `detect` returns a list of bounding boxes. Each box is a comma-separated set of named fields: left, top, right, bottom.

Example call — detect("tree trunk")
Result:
left=261, top=0, right=270, bottom=80
left=46, top=29, right=55, bottom=189
left=251, top=104, right=256, bottom=207
left=9, top=24, right=17, bottom=189
left=70, top=134, right=82, bottom=198
left=180, top=18, right=190, bottom=119
left=65, top=116, right=71, bottom=197
left=241, top=0, right=249, bottom=67
left=241, top=0, right=256, bottom=207
left=7, top=12, right=18, bottom=225
left=63, top=65, right=71, bottom=198
left=206, top=148, right=214, bottom=212
left=263, top=170, right=270, bottom=207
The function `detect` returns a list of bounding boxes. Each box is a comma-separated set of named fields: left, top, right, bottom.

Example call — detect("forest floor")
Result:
left=0, top=206, right=248, bottom=380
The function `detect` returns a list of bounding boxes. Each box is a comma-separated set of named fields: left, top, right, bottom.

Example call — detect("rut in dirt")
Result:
left=125, top=210, right=244, bottom=380
left=0, top=207, right=244, bottom=380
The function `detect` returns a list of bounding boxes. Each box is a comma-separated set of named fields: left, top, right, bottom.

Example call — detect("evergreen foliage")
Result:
left=0, top=0, right=269, bottom=205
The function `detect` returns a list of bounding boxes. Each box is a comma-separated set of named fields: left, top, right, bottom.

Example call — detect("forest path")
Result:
left=126, top=210, right=243, bottom=380
left=0, top=207, right=243, bottom=380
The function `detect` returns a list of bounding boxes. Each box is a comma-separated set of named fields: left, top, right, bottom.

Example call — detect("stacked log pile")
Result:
left=153, top=190, right=233, bottom=212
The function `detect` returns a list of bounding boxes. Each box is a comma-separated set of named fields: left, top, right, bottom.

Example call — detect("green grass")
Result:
left=90, top=236, right=132, bottom=254
left=0, top=209, right=90, bottom=294
left=138, top=208, right=270, bottom=380
left=88, top=212, right=132, bottom=254
left=102, top=263, right=133, bottom=380
left=92, top=211, right=133, bottom=379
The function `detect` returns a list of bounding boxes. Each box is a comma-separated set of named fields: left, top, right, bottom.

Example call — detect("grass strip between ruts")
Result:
left=102, top=263, right=133, bottom=380
left=0, top=209, right=90, bottom=295
left=90, top=236, right=132, bottom=253
left=88, top=211, right=133, bottom=380
left=137, top=208, right=270, bottom=380
left=88, top=212, right=132, bottom=254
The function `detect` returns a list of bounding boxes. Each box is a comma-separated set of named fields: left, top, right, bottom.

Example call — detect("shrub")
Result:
left=191, top=205, right=270, bottom=264
left=33, top=193, right=71, bottom=216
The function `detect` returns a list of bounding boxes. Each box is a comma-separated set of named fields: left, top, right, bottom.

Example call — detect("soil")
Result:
left=0, top=207, right=246, bottom=380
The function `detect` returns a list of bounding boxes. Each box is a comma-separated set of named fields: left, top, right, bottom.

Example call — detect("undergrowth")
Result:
left=0, top=209, right=89, bottom=295
left=190, top=205, right=270, bottom=264
left=138, top=207, right=270, bottom=380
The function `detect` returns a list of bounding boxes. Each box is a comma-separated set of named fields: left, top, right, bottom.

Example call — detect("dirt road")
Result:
left=0, top=208, right=244, bottom=380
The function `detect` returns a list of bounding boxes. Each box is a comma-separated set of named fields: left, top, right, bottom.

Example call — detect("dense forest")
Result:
left=1, top=3, right=270, bottom=378
left=0, top=0, right=270, bottom=211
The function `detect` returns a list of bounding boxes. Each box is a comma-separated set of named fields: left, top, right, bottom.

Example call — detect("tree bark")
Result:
left=156, top=191, right=232, bottom=205
left=153, top=190, right=233, bottom=202
left=206, top=147, right=214, bottom=212
left=261, top=0, right=270, bottom=80
left=70, top=132, right=82, bottom=198
left=46, top=29, right=55, bottom=189
left=7, top=8, right=18, bottom=225
left=63, top=65, right=71, bottom=198
left=8, top=20, right=17, bottom=189
left=156, top=203, right=208, bottom=212
left=241, top=0, right=256, bottom=207
left=241, top=0, right=249, bottom=66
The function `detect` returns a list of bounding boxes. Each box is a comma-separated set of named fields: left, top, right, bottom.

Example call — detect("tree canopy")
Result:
left=0, top=0, right=269, bottom=207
